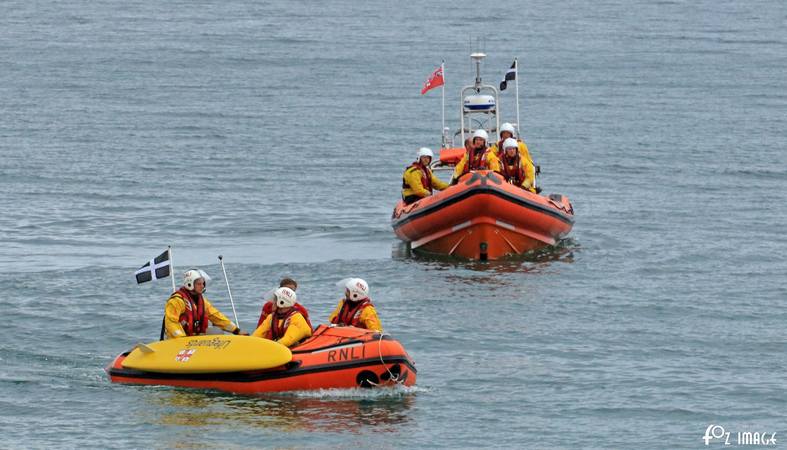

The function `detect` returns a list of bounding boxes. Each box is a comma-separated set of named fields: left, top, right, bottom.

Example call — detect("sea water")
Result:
left=1, top=0, right=785, bottom=448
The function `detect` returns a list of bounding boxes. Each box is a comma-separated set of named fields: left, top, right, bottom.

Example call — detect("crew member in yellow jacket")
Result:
left=329, top=278, right=383, bottom=331
left=499, top=138, right=535, bottom=191
left=451, top=129, right=500, bottom=184
left=164, top=269, right=243, bottom=339
left=489, top=122, right=536, bottom=192
left=252, top=287, right=312, bottom=348
left=401, top=147, right=449, bottom=204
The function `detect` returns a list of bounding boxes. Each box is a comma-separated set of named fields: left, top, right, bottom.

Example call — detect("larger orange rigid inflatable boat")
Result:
left=395, top=53, right=575, bottom=260
left=106, top=325, right=416, bottom=394
left=392, top=169, right=574, bottom=260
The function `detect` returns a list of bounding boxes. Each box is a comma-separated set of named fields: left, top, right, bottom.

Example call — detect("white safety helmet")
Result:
left=183, top=269, right=211, bottom=291
left=273, top=287, right=297, bottom=308
left=417, top=147, right=434, bottom=159
left=503, top=138, right=519, bottom=150
left=338, top=278, right=369, bottom=302
left=500, top=123, right=516, bottom=137
left=472, top=129, right=489, bottom=142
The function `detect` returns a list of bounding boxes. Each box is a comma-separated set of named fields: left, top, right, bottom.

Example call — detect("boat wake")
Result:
left=273, top=384, right=428, bottom=399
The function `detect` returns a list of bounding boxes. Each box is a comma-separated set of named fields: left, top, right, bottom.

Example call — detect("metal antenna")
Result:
left=471, top=52, right=486, bottom=90
left=218, top=255, right=240, bottom=329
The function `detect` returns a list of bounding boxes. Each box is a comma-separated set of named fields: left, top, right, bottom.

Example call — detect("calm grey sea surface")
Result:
left=1, top=0, right=786, bottom=448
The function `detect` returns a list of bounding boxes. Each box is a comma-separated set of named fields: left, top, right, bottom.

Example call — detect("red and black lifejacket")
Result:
left=331, top=298, right=372, bottom=327
left=460, top=148, right=491, bottom=177
left=266, top=308, right=299, bottom=341
left=174, top=287, right=208, bottom=336
left=402, top=162, right=433, bottom=193
left=495, top=140, right=506, bottom=156
left=257, top=301, right=313, bottom=329
left=500, top=153, right=526, bottom=185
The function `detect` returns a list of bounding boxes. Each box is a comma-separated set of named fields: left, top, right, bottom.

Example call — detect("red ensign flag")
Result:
left=420, top=65, right=444, bottom=95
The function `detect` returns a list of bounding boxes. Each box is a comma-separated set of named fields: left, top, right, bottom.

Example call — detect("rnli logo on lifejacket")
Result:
left=175, top=349, right=196, bottom=362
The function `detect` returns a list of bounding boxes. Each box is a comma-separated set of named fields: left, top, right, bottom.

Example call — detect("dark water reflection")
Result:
left=147, top=388, right=415, bottom=433
left=392, top=237, right=578, bottom=273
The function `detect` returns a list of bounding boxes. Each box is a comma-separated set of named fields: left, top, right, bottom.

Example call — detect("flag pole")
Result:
left=441, top=60, right=446, bottom=149
left=514, top=58, right=521, bottom=132
left=168, top=245, right=176, bottom=292
left=160, top=245, right=177, bottom=340
left=218, top=255, right=240, bottom=329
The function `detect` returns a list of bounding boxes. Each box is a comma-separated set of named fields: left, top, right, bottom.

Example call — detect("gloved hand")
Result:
left=232, top=327, right=249, bottom=336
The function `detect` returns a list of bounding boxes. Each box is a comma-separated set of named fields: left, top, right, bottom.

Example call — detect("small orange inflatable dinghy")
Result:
left=106, top=325, right=416, bottom=394
left=392, top=170, right=574, bottom=260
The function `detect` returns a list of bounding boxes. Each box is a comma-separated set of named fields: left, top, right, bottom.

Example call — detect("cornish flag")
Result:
left=421, top=64, right=444, bottom=95
left=499, top=59, right=517, bottom=91
left=135, top=249, right=171, bottom=284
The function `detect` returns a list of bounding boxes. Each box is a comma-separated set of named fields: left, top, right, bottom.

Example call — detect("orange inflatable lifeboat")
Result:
left=106, top=325, right=416, bottom=394
left=394, top=53, right=575, bottom=260
left=392, top=169, right=574, bottom=260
